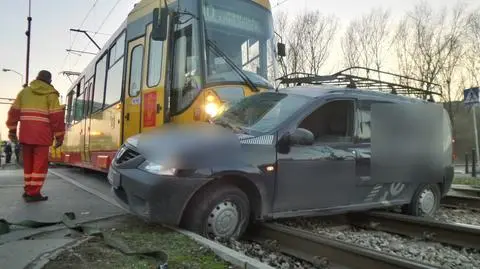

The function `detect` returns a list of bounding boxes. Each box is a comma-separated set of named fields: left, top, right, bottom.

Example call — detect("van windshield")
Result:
left=215, top=92, right=311, bottom=134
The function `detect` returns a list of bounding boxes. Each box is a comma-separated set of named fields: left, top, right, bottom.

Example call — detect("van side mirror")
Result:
left=290, top=128, right=314, bottom=146
left=152, top=7, right=168, bottom=41
left=277, top=42, right=286, bottom=57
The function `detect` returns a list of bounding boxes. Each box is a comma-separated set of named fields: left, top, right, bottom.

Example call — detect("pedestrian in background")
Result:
left=4, top=142, right=12, bottom=163
left=14, top=143, right=21, bottom=163
left=6, top=70, right=65, bottom=202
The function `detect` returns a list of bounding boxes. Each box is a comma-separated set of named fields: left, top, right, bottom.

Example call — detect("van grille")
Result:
left=116, top=147, right=140, bottom=164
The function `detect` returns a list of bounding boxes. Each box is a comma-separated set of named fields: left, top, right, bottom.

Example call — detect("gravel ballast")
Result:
left=434, top=208, right=480, bottom=226
left=280, top=215, right=480, bottom=269
left=215, top=207, right=480, bottom=269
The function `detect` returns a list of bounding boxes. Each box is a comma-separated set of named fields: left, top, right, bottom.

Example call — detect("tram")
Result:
left=50, top=0, right=279, bottom=171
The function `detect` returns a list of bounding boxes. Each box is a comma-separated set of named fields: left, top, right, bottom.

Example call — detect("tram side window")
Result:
left=147, top=33, right=163, bottom=87
left=298, top=100, right=354, bottom=143
left=93, top=54, right=108, bottom=113
left=129, top=45, right=144, bottom=97
left=73, top=93, right=85, bottom=122
left=65, top=91, right=74, bottom=126
left=105, top=33, right=126, bottom=107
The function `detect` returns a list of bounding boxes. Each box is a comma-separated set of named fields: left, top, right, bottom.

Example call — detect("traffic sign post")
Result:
left=464, top=87, right=480, bottom=172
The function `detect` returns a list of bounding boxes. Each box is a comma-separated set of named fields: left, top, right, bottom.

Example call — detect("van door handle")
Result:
left=125, top=113, right=130, bottom=121
left=157, top=104, right=162, bottom=113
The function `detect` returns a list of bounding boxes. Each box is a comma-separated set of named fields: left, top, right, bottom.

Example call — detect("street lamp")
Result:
left=2, top=68, right=24, bottom=85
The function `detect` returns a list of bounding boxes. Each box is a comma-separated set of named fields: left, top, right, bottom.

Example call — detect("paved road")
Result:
left=0, top=166, right=125, bottom=269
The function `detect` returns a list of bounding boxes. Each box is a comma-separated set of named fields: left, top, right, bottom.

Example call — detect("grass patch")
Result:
left=44, top=217, right=231, bottom=269
left=453, top=176, right=480, bottom=186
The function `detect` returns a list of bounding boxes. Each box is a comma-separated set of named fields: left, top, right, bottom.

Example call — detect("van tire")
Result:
left=182, top=184, right=250, bottom=240
left=402, top=183, right=441, bottom=217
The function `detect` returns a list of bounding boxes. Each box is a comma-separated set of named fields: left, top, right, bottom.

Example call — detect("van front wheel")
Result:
left=402, top=183, right=441, bottom=217
left=182, top=184, right=250, bottom=240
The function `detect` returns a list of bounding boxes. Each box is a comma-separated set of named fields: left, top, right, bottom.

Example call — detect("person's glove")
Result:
left=54, top=139, right=63, bottom=149
left=8, top=132, right=18, bottom=143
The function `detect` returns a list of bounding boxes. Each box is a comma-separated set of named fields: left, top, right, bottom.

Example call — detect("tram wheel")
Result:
left=182, top=184, right=250, bottom=240
left=402, top=183, right=441, bottom=217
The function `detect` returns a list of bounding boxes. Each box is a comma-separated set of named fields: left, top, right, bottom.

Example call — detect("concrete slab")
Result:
left=0, top=169, right=124, bottom=224
left=0, top=238, right=75, bottom=269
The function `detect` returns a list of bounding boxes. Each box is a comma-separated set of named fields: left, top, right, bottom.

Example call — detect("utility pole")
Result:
left=25, top=0, right=32, bottom=85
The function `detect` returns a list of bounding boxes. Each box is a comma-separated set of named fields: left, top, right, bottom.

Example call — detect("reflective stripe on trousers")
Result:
left=22, top=144, right=49, bottom=196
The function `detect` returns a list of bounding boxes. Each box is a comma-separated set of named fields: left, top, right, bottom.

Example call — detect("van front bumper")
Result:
left=109, top=165, right=210, bottom=225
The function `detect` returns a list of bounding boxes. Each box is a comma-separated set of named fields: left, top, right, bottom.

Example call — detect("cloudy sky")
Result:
left=0, top=0, right=470, bottom=139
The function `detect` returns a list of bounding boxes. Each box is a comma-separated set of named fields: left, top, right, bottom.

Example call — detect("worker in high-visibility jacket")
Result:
left=6, top=70, right=65, bottom=202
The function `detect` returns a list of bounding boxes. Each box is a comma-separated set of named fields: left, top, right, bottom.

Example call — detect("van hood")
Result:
left=29, top=80, right=59, bottom=96
left=129, top=123, right=245, bottom=168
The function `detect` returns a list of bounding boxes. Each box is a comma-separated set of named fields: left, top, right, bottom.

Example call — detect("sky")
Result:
left=0, top=0, right=469, bottom=140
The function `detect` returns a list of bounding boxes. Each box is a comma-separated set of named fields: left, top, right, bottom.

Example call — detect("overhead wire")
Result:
left=61, top=0, right=99, bottom=71
left=70, top=0, right=122, bottom=69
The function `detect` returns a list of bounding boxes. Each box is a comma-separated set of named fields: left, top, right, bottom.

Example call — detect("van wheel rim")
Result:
left=419, top=188, right=436, bottom=215
left=207, top=201, right=240, bottom=238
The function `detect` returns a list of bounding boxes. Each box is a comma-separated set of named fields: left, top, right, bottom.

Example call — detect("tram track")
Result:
left=348, top=211, right=480, bottom=249
left=441, top=195, right=480, bottom=211
left=248, top=223, right=440, bottom=269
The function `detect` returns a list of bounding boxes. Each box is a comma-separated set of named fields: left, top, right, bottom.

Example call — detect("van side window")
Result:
left=298, top=99, right=355, bottom=143
left=357, top=100, right=392, bottom=142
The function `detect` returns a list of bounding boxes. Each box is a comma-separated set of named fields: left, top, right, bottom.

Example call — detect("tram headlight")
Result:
left=205, top=102, right=219, bottom=118
left=138, top=160, right=176, bottom=176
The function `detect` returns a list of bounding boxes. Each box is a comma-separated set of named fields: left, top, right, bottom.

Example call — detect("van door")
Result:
left=122, top=37, right=145, bottom=142
left=274, top=99, right=357, bottom=212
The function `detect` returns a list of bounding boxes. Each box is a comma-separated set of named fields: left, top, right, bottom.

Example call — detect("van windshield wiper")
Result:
left=206, top=39, right=259, bottom=93
left=213, top=117, right=247, bottom=134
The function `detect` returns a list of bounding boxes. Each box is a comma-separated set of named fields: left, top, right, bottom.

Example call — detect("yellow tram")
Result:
left=50, top=0, right=278, bottom=172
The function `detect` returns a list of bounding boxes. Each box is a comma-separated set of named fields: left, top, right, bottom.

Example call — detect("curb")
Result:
left=168, top=226, right=275, bottom=269
left=27, top=237, right=93, bottom=269
left=52, top=169, right=275, bottom=269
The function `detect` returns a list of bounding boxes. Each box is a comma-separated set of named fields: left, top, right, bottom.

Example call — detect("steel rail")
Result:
left=449, top=185, right=480, bottom=197
left=248, top=223, right=440, bottom=269
left=348, top=211, right=480, bottom=249
left=441, top=195, right=480, bottom=210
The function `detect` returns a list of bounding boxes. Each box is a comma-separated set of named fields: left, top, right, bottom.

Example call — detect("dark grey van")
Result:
left=108, top=86, right=454, bottom=239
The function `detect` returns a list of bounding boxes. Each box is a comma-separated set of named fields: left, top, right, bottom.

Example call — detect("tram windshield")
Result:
left=203, top=0, right=276, bottom=88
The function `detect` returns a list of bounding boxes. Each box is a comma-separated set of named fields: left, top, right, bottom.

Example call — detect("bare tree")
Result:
left=302, top=11, right=338, bottom=74
left=393, top=2, right=468, bottom=99
left=274, top=10, right=338, bottom=77
left=466, top=9, right=480, bottom=86
left=342, top=8, right=391, bottom=71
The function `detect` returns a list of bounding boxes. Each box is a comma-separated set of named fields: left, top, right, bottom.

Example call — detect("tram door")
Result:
left=141, top=24, right=166, bottom=133
left=123, top=37, right=145, bottom=141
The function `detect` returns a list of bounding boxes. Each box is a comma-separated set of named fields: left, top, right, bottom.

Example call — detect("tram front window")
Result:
left=203, top=0, right=275, bottom=88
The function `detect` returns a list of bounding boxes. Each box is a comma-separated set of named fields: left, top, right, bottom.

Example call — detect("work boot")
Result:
left=23, top=194, right=48, bottom=203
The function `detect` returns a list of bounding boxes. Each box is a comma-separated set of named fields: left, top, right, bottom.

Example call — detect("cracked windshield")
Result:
left=1, top=0, right=480, bottom=268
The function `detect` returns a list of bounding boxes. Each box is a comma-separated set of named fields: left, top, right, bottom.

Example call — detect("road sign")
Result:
left=464, top=87, right=480, bottom=105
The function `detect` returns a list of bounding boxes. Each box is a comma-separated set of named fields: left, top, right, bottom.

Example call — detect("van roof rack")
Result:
left=277, top=66, right=441, bottom=99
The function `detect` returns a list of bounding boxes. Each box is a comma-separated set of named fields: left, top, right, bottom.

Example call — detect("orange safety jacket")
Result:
left=6, top=80, right=65, bottom=146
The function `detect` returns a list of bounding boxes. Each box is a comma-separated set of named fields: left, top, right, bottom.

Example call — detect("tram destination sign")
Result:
left=204, top=5, right=263, bottom=35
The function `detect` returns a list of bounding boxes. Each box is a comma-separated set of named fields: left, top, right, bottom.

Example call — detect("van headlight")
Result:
left=126, top=136, right=139, bottom=148
left=138, top=160, right=176, bottom=176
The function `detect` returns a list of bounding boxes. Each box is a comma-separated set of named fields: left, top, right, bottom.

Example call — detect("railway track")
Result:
left=441, top=195, right=480, bottom=210
left=248, top=223, right=440, bottom=269
left=348, top=211, right=480, bottom=249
